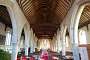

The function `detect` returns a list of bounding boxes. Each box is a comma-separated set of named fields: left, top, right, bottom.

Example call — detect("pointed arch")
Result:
left=18, top=22, right=30, bottom=56
left=0, top=4, right=18, bottom=43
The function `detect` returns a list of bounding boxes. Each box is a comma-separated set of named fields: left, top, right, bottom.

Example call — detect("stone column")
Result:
left=69, top=27, right=80, bottom=60
left=68, top=1, right=81, bottom=60
left=51, top=40, right=53, bottom=51
left=56, top=29, right=61, bottom=52
left=11, top=34, right=18, bottom=60
left=30, top=33, right=33, bottom=53
left=52, top=40, right=55, bottom=51
left=58, top=31, right=61, bottom=52
left=33, top=34, right=37, bottom=52
left=11, top=43, right=18, bottom=60
left=29, top=30, right=32, bottom=53
left=53, top=37, right=56, bottom=51
left=24, top=34, right=29, bottom=56
left=30, top=29, right=34, bottom=53
left=60, top=26, right=66, bottom=56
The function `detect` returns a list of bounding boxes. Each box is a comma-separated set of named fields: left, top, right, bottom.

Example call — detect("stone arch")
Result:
left=74, top=1, right=90, bottom=34
left=69, top=0, right=90, bottom=43
left=60, top=24, right=67, bottom=56
left=0, top=4, right=18, bottom=43
left=68, top=1, right=90, bottom=60
left=71, top=0, right=90, bottom=48
left=0, top=2, right=18, bottom=60
left=73, top=1, right=90, bottom=60
left=18, top=22, right=30, bottom=56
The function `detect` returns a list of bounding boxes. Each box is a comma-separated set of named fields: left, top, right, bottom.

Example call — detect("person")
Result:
left=40, top=49, right=48, bottom=60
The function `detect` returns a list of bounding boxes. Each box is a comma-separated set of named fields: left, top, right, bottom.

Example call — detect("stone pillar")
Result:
left=51, top=40, right=53, bottom=51
left=56, top=29, right=61, bottom=52
left=54, top=35, right=57, bottom=52
left=30, top=34, right=33, bottom=53
left=56, top=38, right=58, bottom=52
left=35, top=37, right=37, bottom=48
left=23, top=24, right=30, bottom=56
left=68, top=1, right=81, bottom=60
left=11, top=43, right=18, bottom=60
left=24, top=35, right=29, bottom=56
left=32, top=33, right=35, bottom=52
left=69, top=27, right=80, bottom=60
left=50, top=40, right=53, bottom=50
left=30, top=29, right=34, bottom=53
left=29, top=30, right=32, bottom=53
left=11, top=35, right=18, bottom=60
left=60, top=26, right=66, bottom=56
left=53, top=37, right=56, bottom=51
left=62, top=37, right=66, bottom=56
left=33, top=34, right=37, bottom=52
left=57, top=33, right=61, bottom=52
left=52, top=40, right=55, bottom=51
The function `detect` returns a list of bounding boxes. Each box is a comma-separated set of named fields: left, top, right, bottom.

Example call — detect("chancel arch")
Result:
left=18, top=22, right=30, bottom=56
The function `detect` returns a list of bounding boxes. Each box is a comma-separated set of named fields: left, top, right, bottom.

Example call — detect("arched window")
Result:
left=79, top=30, right=87, bottom=45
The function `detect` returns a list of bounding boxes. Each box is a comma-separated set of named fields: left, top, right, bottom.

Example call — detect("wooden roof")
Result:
left=79, top=5, right=90, bottom=28
left=16, top=0, right=74, bottom=39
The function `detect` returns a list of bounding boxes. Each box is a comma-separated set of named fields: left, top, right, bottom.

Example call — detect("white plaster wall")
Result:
left=79, top=25, right=90, bottom=44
